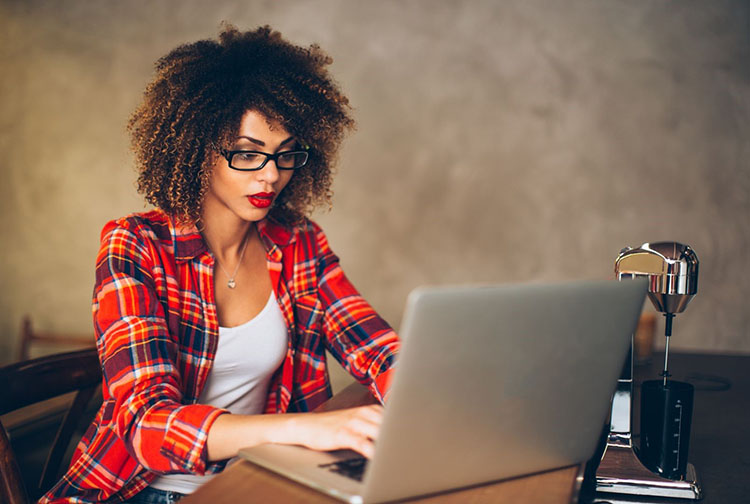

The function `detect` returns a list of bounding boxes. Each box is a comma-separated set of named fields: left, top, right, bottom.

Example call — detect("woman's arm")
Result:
left=95, top=218, right=227, bottom=475
left=206, top=404, right=383, bottom=461
left=310, top=221, right=401, bottom=402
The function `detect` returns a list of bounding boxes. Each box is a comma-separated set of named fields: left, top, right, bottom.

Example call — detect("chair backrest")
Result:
left=18, top=316, right=95, bottom=362
left=0, top=349, right=101, bottom=504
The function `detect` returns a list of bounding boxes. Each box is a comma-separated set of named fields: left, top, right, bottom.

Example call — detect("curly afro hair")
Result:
left=129, top=24, right=355, bottom=225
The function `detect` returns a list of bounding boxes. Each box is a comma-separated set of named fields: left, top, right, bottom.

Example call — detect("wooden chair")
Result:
left=0, top=349, right=101, bottom=504
left=17, top=316, right=95, bottom=362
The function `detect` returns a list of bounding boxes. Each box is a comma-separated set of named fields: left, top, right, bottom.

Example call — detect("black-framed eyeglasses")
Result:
left=219, top=147, right=310, bottom=171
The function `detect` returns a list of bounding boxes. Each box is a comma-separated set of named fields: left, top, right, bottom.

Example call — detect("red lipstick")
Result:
left=248, top=192, right=276, bottom=209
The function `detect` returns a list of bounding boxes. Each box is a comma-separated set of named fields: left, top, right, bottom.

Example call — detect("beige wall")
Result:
left=1, top=0, right=749, bottom=365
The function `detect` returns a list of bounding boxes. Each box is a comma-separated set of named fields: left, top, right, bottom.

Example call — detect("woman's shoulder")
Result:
left=101, top=209, right=172, bottom=240
left=98, top=209, right=179, bottom=259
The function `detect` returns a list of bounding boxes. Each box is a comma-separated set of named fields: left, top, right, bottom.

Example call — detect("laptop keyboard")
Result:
left=318, top=456, right=368, bottom=482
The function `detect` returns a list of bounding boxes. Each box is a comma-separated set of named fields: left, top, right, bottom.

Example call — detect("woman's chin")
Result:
left=241, top=206, right=273, bottom=223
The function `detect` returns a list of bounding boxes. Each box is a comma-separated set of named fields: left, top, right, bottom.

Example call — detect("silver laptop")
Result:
left=239, top=279, right=647, bottom=503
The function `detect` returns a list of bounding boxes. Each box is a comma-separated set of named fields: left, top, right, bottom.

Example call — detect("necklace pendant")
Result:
left=227, top=279, right=236, bottom=289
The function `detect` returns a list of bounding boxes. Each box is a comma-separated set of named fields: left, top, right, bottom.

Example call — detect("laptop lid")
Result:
left=360, top=278, right=646, bottom=503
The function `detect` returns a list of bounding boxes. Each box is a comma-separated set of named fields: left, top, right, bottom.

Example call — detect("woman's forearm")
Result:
left=206, top=405, right=383, bottom=462
left=206, top=412, right=295, bottom=461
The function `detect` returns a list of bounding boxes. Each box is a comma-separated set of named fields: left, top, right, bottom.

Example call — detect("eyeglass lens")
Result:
left=230, top=151, right=307, bottom=170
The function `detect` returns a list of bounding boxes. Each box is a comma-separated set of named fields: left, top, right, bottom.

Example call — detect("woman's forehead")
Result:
left=235, top=110, right=292, bottom=144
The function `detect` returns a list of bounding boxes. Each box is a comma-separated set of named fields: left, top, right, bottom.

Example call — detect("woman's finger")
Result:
left=337, top=429, right=376, bottom=459
left=355, top=404, right=384, bottom=424
left=345, top=417, right=380, bottom=441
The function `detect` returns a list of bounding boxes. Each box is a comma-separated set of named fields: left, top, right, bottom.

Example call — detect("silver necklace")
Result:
left=214, top=231, right=251, bottom=289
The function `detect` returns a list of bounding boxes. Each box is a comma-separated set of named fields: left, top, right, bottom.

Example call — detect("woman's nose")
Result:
left=257, top=159, right=280, bottom=184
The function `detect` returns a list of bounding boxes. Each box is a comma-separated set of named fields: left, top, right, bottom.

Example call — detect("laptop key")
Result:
left=318, top=457, right=368, bottom=482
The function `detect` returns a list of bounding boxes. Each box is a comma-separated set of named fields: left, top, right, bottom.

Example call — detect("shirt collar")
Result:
left=169, top=213, right=295, bottom=263
left=170, top=216, right=207, bottom=262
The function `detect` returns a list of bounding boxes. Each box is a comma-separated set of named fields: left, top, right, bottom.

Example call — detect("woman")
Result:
left=42, top=25, right=399, bottom=503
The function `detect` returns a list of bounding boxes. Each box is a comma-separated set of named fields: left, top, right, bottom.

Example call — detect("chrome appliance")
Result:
left=595, top=242, right=702, bottom=500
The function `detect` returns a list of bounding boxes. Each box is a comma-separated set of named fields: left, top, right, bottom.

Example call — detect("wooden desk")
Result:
left=184, top=383, right=582, bottom=503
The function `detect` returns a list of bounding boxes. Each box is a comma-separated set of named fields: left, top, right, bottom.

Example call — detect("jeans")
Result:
left=122, top=487, right=185, bottom=504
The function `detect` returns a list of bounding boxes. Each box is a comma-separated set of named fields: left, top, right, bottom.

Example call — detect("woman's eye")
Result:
left=236, top=152, right=262, bottom=161
left=277, top=151, right=308, bottom=168
left=277, top=153, right=294, bottom=165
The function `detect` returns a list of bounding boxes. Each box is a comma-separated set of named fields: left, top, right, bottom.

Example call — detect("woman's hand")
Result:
left=288, top=405, right=384, bottom=458
left=206, top=404, right=384, bottom=461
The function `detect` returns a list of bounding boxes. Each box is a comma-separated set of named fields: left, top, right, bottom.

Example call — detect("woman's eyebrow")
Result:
left=235, top=135, right=296, bottom=147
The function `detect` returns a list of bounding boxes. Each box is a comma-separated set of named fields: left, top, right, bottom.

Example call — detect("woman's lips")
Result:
left=248, top=192, right=276, bottom=209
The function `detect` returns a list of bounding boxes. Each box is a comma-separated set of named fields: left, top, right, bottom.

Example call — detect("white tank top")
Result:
left=150, top=292, right=288, bottom=494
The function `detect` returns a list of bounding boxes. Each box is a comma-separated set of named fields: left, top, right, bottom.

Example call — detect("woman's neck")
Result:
left=200, top=212, right=254, bottom=262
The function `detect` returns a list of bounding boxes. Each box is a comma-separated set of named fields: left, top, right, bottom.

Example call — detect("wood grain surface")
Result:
left=183, top=382, right=580, bottom=503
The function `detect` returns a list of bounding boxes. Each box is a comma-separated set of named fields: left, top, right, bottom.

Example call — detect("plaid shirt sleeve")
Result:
left=94, top=219, right=226, bottom=475
left=310, top=222, right=399, bottom=403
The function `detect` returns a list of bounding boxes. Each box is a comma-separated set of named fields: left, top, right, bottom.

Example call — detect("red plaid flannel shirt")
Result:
left=41, top=209, right=399, bottom=503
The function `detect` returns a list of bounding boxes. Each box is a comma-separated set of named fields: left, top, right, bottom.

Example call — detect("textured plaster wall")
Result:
left=1, top=0, right=749, bottom=366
